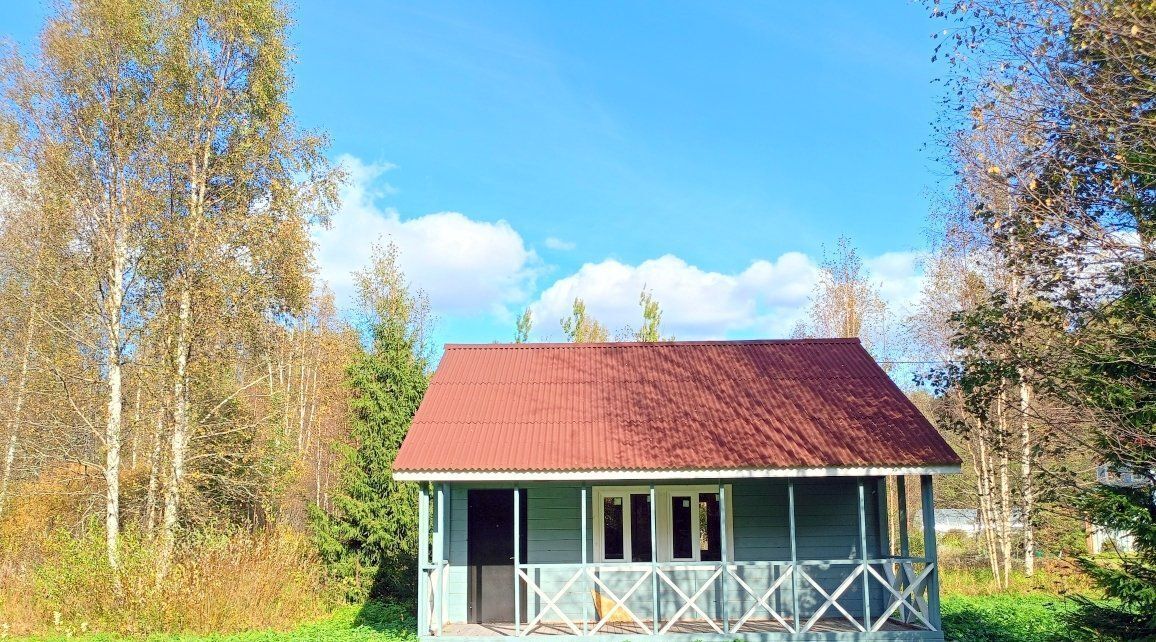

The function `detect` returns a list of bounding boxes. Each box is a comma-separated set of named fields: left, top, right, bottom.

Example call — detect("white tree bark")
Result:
left=104, top=209, right=127, bottom=572
left=1019, top=377, right=1035, bottom=576
left=0, top=293, right=37, bottom=517
left=158, top=283, right=191, bottom=579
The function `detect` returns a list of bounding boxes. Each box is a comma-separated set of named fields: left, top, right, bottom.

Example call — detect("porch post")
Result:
left=719, top=482, right=729, bottom=633
left=435, top=483, right=446, bottom=637
left=897, top=476, right=909, bottom=557
left=787, top=479, right=799, bottom=634
left=921, top=475, right=942, bottom=630
left=419, top=484, right=430, bottom=636
left=581, top=484, right=589, bottom=635
left=514, top=485, right=521, bottom=635
left=857, top=477, right=871, bottom=631
left=876, top=478, right=891, bottom=557
left=650, top=483, right=659, bottom=634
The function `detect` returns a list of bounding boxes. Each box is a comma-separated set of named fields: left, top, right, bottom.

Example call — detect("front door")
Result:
left=467, top=489, right=527, bottom=624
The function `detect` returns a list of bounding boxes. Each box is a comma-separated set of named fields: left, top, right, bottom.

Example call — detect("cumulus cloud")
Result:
left=314, top=155, right=538, bottom=315
left=528, top=253, right=822, bottom=340
left=527, top=250, right=926, bottom=341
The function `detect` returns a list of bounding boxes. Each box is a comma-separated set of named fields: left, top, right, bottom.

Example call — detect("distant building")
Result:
left=1087, top=464, right=1149, bottom=554
left=914, top=508, right=1023, bottom=535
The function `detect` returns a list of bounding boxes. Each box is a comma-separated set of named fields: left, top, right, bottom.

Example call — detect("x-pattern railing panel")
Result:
left=728, top=564, right=794, bottom=633
left=587, top=566, right=653, bottom=634
left=518, top=567, right=584, bottom=636
left=491, top=559, right=935, bottom=638
left=866, top=560, right=936, bottom=632
left=655, top=565, right=724, bottom=634
left=798, top=564, right=866, bottom=633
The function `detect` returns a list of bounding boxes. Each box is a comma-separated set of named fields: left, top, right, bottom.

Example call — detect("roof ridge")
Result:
left=444, top=338, right=863, bottom=349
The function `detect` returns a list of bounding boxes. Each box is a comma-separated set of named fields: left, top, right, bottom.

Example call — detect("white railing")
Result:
left=418, top=558, right=936, bottom=637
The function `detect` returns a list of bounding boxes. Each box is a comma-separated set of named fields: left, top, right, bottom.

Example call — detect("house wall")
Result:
left=438, top=477, right=888, bottom=625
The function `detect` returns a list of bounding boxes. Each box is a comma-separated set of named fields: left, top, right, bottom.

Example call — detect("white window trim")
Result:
left=593, top=485, right=734, bottom=563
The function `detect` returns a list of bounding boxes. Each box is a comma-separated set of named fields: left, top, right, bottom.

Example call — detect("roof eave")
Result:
left=393, top=463, right=963, bottom=483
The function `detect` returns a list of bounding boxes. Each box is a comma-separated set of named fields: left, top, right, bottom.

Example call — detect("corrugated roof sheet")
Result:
left=393, top=339, right=960, bottom=473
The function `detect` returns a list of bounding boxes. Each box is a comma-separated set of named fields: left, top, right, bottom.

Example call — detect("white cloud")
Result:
left=865, top=250, right=927, bottom=317
left=528, top=253, right=821, bottom=340
left=544, top=236, right=576, bottom=251
left=314, top=155, right=538, bottom=315
left=527, top=250, right=927, bottom=341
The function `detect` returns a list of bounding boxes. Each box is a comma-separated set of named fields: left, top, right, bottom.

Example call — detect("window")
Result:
left=594, top=486, right=732, bottom=563
left=602, top=496, right=624, bottom=560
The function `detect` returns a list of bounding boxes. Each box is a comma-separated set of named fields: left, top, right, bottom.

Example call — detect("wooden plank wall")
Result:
left=442, top=478, right=886, bottom=624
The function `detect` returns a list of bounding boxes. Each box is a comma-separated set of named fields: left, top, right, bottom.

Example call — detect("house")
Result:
left=393, top=339, right=961, bottom=641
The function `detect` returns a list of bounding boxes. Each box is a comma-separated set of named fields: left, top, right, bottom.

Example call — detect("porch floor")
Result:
left=442, top=618, right=925, bottom=636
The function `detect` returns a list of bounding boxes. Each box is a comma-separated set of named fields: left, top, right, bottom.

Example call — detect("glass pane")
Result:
left=630, top=494, right=653, bottom=562
left=699, top=493, right=722, bottom=562
left=671, top=495, right=693, bottom=559
left=603, top=496, right=624, bottom=560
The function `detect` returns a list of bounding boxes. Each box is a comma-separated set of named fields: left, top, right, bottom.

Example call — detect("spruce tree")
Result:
left=310, top=244, right=430, bottom=601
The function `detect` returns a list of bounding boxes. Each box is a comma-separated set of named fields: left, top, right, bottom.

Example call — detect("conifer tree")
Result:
left=310, top=244, right=430, bottom=600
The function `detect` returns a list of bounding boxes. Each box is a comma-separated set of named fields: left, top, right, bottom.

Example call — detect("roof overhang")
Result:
left=393, top=464, right=962, bottom=483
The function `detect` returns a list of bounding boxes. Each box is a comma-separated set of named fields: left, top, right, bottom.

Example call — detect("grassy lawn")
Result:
left=8, top=596, right=1083, bottom=641
left=4, top=603, right=417, bottom=642
left=941, top=594, right=1080, bottom=642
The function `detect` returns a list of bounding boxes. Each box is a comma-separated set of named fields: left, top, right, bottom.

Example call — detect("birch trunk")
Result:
left=0, top=293, right=38, bottom=517
left=104, top=214, right=126, bottom=572
left=995, top=386, right=1012, bottom=588
left=1019, top=377, right=1035, bottom=576
left=144, top=409, right=164, bottom=534
left=158, top=283, right=191, bottom=579
left=975, top=429, right=1001, bottom=584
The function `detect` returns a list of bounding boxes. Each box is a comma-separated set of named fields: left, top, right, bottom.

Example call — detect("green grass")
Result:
left=4, top=602, right=417, bottom=642
left=941, top=594, right=1080, bottom=642
left=9, top=595, right=1085, bottom=642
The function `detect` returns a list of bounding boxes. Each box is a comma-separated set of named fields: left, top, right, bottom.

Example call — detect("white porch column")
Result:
left=719, top=482, right=729, bottom=633
left=435, top=483, right=446, bottom=636
left=581, top=484, right=589, bottom=635
left=418, top=484, right=430, bottom=636
left=920, top=475, right=942, bottom=630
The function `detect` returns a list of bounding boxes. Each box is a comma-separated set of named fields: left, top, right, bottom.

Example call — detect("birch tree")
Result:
left=148, top=0, right=341, bottom=577
left=1, top=0, right=162, bottom=570
left=804, top=236, right=888, bottom=355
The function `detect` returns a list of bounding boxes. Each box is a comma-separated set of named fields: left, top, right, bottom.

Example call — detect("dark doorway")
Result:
left=467, top=489, right=527, bottom=624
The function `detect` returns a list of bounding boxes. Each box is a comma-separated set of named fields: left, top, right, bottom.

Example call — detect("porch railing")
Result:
left=421, top=557, right=936, bottom=637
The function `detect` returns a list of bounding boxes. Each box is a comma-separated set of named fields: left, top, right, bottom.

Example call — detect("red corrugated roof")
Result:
left=393, top=339, right=960, bottom=474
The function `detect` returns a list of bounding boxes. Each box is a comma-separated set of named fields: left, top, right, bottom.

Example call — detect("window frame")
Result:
left=593, top=484, right=733, bottom=563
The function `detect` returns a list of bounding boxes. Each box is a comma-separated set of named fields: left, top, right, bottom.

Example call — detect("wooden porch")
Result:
left=417, top=476, right=944, bottom=641
left=442, top=617, right=928, bottom=636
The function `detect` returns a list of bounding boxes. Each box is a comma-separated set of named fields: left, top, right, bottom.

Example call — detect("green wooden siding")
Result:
left=442, top=478, right=888, bottom=625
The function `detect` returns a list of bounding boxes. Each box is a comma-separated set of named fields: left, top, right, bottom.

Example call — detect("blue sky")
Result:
left=4, top=1, right=945, bottom=347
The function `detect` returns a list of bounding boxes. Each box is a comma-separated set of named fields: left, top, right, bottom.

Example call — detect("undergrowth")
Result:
left=2, top=602, right=415, bottom=641
left=941, top=594, right=1081, bottom=642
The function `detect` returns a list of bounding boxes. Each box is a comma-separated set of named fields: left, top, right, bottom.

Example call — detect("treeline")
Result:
left=911, top=0, right=1156, bottom=637
left=0, top=0, right=360, bottom=630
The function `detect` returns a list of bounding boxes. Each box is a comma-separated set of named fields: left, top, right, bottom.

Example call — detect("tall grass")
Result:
left=0, top=525, right=334, bottom=637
